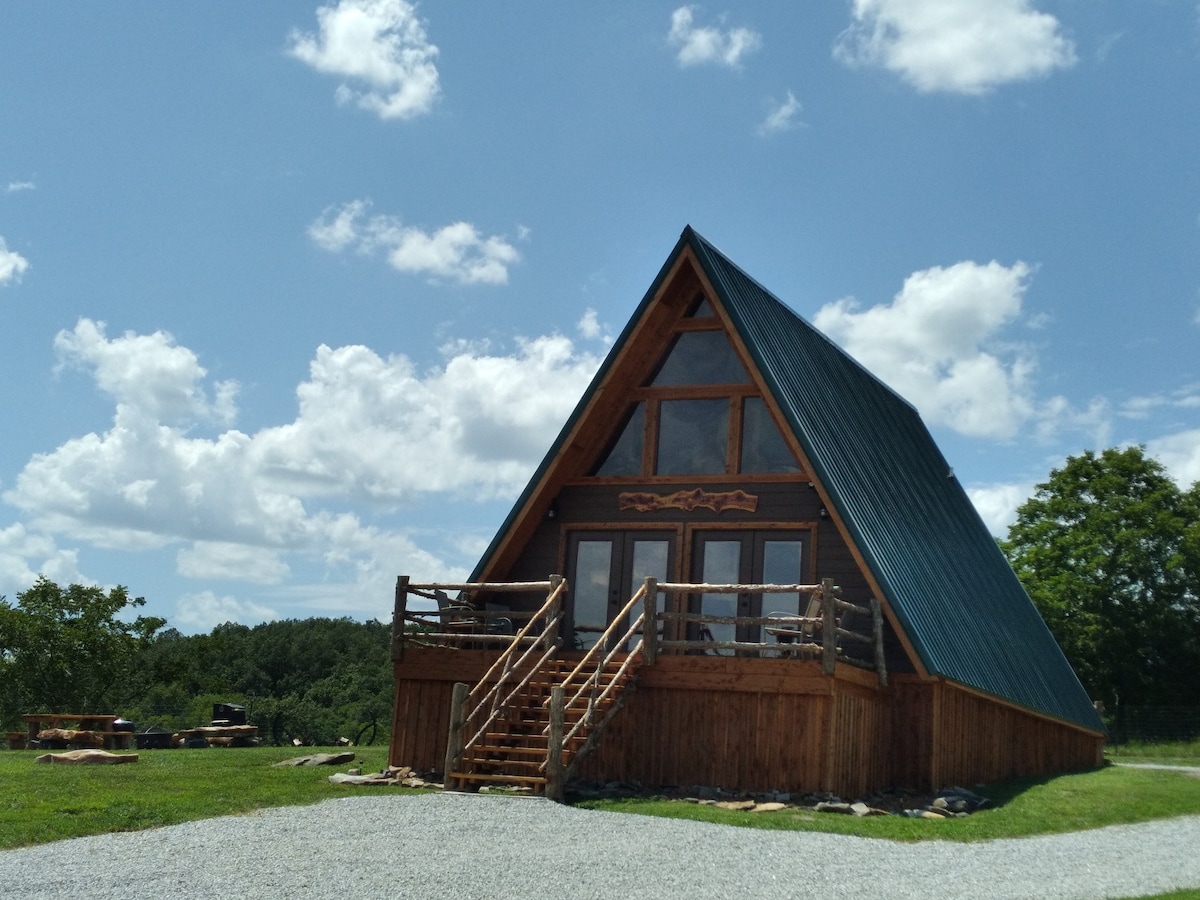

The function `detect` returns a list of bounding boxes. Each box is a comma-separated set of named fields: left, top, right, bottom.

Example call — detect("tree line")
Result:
left=0, top=584, right=392, bottom=746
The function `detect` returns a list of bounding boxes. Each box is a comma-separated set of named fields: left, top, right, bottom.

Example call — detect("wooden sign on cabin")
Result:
left=388, top=227, right=1105, bottom=801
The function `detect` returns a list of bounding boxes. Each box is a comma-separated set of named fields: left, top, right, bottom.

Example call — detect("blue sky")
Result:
left=1, top=1, right=1198, bottom=632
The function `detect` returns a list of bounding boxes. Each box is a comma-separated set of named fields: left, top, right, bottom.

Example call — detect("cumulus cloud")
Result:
left=289, top=0, right=440, bottom=120
left=834, top=0, right=1077, bottom=94
left=53, top=319, right=238, bottom=427
left=1147, top=429, right=1200, bottom=488
left=309, top=200, right=521, bottom=285
left=815, top=261, right=1038, bottom=438
left=5, top=181, right=35, bottom=193
left=173, top=590, right=280, bottom=633
left=4, top=319, right=605, bottom=609
left=668, top=6, right=762, bottom=68
left=966, top=482, right=1032, bottom=537
left=0, top=523, right=84, bottom=590
left=815, top=261, right=1115, bottom=445
left=759, top=91, right=802, bottom=136
left=0, top=236, right=30, bottom=286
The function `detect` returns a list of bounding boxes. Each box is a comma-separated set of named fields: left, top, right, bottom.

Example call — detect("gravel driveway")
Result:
left=3, top=791, right=1199, bottom=899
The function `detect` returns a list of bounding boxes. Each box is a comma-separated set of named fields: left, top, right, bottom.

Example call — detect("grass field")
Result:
left=0, top=745, right=399, bottom=850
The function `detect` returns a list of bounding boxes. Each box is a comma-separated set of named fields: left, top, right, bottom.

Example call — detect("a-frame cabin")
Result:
left=389, top=227, right=1105, bottom=800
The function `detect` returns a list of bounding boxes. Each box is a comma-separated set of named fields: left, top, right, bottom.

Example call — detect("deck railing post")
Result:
left=546, top=575, right=564, bottom=649
left=392, top=576, right=409, bottom=661
left=642, top=577, right=658, bottom=665
left=821, top=577, right=837, bottom=675
left=443, top=681, right=469, bottom=792
left=871, top=597, right=888, bottom=687
left=545, top=685, right=566, bottom=802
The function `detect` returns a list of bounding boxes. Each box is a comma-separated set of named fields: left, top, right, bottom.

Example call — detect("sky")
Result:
left=1, top=1, right=1198, bottom=633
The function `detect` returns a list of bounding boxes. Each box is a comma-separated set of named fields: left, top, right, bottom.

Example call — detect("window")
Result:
left=589, top=297, right=801, bottom=479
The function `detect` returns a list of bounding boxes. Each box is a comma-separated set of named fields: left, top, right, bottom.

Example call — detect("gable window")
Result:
left=590, top=295, right=801, bottom=479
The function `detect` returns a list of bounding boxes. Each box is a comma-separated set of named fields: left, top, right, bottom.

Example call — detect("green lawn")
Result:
left=575, top=763, right=1200, bottom=843
left=0, top=745, right=399, bottom=849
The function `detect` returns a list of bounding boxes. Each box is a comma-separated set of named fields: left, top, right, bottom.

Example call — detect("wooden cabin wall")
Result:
left=924, top=682, right=1105, bottom=787
left=389, top=649, right=502, bottom=772
left=389, top=652, right=1103, bottom=793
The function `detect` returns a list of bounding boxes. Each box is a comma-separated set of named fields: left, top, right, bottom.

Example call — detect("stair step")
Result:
left=451, top=772, right=546, bottom=785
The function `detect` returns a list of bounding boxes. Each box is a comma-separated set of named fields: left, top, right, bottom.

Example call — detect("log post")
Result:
left=391, top=576, right=409, bottom=661
left=821, top=578, right=837, bottom=675
left=545, top=686, right=565, bottom=803
left=546, top=574, right=564, bottom=649
left=871, top=597, right=889, bottom=687
left=642, top=577, right=658, bottom=665
left=443, top=681, right=469, bottom=792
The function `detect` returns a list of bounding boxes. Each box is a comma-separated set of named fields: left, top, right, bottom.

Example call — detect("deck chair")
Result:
left=765, top=594, right=823, bottom=657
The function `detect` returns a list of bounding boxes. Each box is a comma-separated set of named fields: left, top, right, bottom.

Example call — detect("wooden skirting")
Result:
left=390, top=650, right=1104, bottom=795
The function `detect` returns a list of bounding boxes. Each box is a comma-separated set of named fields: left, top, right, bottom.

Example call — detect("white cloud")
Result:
left=0, top=523, right=84, bottom=591
left=173, top=590, right=280, bottom=634
left=814, top=261, right=1114, bottom=444
left=834, top=0, right=1077, bottom=94
left=668, top=6, right=762, bottom=68
left=309, top=200, right=521, bottom=285
left=53, top=319, right=238, bottom=426
left=5, top=181, right=35, bottom=193
left=1147, top=428, right=1200, bottom=488
left=177, top=541, right=291, bottom=584
left=759, top=91, right=803, bottom=136
left=966, top=481, right=1032, bottom=537
left=289, top=0, right=440, bottom=120
left=0, top=236, right=30, bottom=286
left=577, top=308, right=607, bottom=342
left=4, top=320, right=602, bottom=605
left=814, top=261, right=1038, bottom=438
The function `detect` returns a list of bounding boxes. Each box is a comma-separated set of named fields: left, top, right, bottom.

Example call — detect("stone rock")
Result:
left=750, top=802, right=787, bottom=813
left=815, top=801, right=852, bottom=814
left=715, top=800, right=756, bottom=811
left=696, top=785, right=722, bottom=801
left=329, top=771, right=396, bottom=785
left=273, top=751, right=356, bottom=768
left=35, top=749, right=139, bottom=765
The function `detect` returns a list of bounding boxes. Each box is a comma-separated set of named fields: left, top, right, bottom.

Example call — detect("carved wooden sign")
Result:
left=618, top=488, right=759, bottom=514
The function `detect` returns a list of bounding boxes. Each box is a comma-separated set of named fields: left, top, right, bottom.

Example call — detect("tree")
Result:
left=1001, top=447, right=1200, bottom=714
left=0, top=577, right=165, bottom=729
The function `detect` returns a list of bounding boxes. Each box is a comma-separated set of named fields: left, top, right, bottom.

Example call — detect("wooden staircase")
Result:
left=444, top=579, right=653, bottom=801
left=449, top=655, right=641, bottom=795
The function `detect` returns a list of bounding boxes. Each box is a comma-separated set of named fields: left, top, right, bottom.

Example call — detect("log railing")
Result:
left=541, top=585, right=649, bottom=798
left=650, top=578, right=887, bottom=685
left=436, top=577, right=566, bottom=789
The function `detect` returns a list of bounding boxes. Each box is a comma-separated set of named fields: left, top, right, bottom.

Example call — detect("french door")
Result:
left=691, top=530, right=810, bottom=651
left=566, top=531, right=675, bottom=651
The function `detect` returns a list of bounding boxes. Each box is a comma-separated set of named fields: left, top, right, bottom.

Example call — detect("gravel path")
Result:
left=3, top=792, right=1199, bottom=899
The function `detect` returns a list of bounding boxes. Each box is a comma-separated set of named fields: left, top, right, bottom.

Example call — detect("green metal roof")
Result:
left=474, top=226, right=1104, bottom=734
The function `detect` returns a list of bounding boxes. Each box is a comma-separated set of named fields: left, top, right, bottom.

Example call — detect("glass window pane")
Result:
left=700, top=540, right=741, bottom=652
left=572, top=541, right=612, bottom=650
left=656, top=399, right=729, bottom=475
left=688, top=297, right=715, bottom=318
left=650, top=331, right=750, bottom=386
left=594, top=403, right=645, bottom=476
left=740, top=398, right=799, bottom=473
left=628, top=540, right=670, bottom=632
left=761, top=539, right=802, bottom=614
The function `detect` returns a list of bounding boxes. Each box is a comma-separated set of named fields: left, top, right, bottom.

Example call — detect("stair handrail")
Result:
left=545, top=585, right=648, bottom=737
left=455, top=578, right=567, bottom=770
left=557, top=583, right=647, bottom=695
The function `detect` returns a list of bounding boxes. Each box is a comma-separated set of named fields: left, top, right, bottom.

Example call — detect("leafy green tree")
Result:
left=1002, top=447, right=1200, bottom=713
left=0, top=577, right=165, bottom=729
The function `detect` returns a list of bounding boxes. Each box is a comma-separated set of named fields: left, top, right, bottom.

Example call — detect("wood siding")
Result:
left=390, top=651, right=1104, bottom=795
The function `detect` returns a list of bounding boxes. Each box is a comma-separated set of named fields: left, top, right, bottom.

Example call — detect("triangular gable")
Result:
left=473, top=226, right=1104, bottom=734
